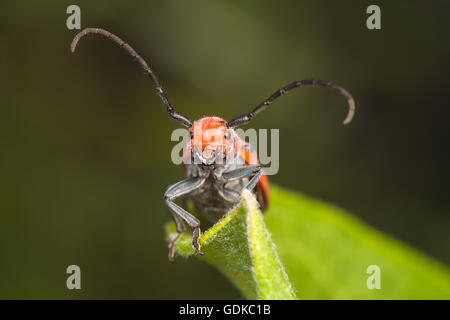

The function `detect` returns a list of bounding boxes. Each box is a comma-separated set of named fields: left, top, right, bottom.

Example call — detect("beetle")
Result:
left=71, top=28, right=355, bottom=262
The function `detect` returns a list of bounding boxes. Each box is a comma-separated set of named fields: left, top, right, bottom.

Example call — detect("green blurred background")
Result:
left=1, top=1, right=449, bottom=299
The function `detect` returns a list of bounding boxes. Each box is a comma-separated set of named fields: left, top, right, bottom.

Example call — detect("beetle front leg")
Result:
left=222, top=164, right=263, bottom=191
left=167, top=210, right=186, bottom=262
left=244, top=167, right=263, bottom=191
left=164, top=177, right=205, bottom=261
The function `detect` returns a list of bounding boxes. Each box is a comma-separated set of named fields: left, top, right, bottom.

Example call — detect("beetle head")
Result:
left=187, top=117, right=235, bottom=165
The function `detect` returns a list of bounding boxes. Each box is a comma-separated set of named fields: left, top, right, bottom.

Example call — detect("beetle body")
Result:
left=71, top=28, right=354, bottom=262
left=183, top=117, right=269, bottom=223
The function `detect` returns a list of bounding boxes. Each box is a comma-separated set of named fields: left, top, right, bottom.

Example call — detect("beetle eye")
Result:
left=224, top=131, right=232, bottom=140
left=189, top=131, right=194, bottom=139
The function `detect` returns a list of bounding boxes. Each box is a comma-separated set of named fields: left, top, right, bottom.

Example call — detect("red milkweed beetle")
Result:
left=71, top=28, right=355, bottom=262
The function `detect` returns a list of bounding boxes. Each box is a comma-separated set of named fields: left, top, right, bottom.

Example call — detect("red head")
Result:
left=185, top=117, right=236, bottom=165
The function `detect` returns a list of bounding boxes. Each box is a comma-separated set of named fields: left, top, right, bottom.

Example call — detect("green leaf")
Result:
left=167, top=189, right=297, bottom=300
left=265, top=185, right=450, bottom=299
left=167, top=185, right=450, bottom=300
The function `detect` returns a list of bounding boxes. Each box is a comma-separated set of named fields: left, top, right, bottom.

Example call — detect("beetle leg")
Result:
left=222, top=164, right=263, bottom=191
left=164, top=177, right=206, bottom=260
left=218, top=187, right=241, bottom=203
left=167, top=210, right=186, bottom=262
left=244, top=167, right=263, bottom=191
left=222, top=165, right=260, bottom=181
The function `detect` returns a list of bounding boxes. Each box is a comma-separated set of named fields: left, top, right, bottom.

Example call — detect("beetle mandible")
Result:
left=71, top=28, right=355, bottom=262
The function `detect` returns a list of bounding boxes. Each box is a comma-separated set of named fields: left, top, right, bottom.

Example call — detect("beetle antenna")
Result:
left=71, top=28, right=193, bottom=127
left=228, top=79, right=355, bottom=127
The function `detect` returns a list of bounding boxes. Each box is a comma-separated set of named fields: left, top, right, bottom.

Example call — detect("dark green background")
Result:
left=1, top=1, right=449, bottom=299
